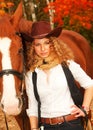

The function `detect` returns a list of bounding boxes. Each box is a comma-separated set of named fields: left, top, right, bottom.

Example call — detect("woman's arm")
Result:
left=25, top=73, right=39, bottom=130
left=82, top=86, right=93, bottom=113
left=71, top=86, right=93, bottom=117
left=69, top=61, right=93, bottom=116
left=29, top=116, right=39, bottom=130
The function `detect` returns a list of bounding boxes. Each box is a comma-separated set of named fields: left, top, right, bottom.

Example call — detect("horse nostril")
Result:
left=0, top=102, right=4, bottom=109
left=17, top=96, right=23, bottom=109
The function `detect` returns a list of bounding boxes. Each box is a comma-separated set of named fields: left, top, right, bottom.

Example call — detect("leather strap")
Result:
left=41, top=114, right=77, bottom=125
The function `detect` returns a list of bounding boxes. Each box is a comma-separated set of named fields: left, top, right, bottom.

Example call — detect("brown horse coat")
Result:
left=59, top=30, right=93, bottom=78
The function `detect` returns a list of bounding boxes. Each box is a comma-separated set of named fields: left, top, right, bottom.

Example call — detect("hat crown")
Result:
left=31, top=21, right=51, bottom=38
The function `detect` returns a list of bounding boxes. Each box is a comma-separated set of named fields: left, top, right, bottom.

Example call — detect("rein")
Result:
left=4, top=111, right=9, bottom=130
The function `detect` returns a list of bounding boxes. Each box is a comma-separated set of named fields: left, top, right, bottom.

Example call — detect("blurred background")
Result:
left=0, top=0, right=93, bottom=49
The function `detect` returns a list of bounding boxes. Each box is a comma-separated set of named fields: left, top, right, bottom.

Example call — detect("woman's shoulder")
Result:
left=67, top=60, right=82, bottom=73
left=67, top=60, right=80, bottom=67
left=25, top=70, right=32, bottom=78
left=25, top=68, right=39, bottom=77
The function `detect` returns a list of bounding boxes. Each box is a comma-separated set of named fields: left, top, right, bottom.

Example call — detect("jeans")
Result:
left=40, top=118, right=84, bottom=130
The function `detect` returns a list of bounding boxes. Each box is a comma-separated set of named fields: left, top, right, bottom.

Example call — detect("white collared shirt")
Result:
left=25, top=60, right=93, bottom=118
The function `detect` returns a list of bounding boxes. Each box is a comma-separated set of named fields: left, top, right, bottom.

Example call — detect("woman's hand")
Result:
left=71, top=105, right=87, bottom=117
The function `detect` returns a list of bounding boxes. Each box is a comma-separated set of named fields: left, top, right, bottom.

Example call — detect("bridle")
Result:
left=0, top=68, right=24, bottom=97
left=0, top=69, right=24, bottom=80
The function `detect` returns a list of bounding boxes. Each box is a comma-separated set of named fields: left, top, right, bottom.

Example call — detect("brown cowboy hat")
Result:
left=21, top=21, right=62, bottom=42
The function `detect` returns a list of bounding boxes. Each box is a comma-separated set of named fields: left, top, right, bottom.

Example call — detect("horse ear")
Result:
left=11, top=1, right=23, bottom=29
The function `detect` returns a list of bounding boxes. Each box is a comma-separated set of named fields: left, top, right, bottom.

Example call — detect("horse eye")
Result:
left=18, top=48, right=23, bottom=54
left=16, top=32, right=21, bottom=37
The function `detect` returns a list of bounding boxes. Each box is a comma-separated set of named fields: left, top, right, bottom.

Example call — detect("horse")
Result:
left=0, top=2, right=32, bottom=130
left=0, top=1, right=24, bottom=116
left=0, top=1, right=93, bottom=130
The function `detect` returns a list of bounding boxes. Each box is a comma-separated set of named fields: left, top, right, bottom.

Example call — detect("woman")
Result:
left=25, top=21, right=93, bottom=130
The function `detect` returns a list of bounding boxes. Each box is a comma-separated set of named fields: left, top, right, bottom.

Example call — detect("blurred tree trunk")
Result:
left=22, top=0, right=37, bottom=21
left=46, top=0, right=54, bottom=29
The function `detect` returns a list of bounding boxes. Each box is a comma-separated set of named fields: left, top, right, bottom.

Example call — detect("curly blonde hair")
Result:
left=25, top=37, right=74, bottom=71
left=51, top=37, right=74, bottom=61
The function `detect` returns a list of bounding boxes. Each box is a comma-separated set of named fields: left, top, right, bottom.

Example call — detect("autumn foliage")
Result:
left=44, top=0, right=93, bottom=30
left=0, top=0, right=14, bottom=15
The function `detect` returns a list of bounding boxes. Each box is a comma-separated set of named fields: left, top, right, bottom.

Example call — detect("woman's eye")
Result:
left=44, top=41, right=50, bottom=44
left=34, top=40, right=51, bottom=46
left=35, top=43, right=40, bottom=46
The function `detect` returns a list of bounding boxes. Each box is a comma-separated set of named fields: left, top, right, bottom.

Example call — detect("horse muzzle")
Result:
left=0, top=95, right=23, bottom=115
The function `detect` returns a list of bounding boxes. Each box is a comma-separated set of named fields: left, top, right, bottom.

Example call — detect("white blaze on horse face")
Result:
left=0, top=37, right=21, bottom=115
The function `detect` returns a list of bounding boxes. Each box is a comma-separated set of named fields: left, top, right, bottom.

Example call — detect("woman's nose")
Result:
left=41, top=45, right=45, bottom=51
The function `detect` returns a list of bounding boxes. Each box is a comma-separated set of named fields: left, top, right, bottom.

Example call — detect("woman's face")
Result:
left=34, top=38, right=51, bottom=58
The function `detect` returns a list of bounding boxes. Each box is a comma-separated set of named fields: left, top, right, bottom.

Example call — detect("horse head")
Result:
left=0, top=2, right=25, bottom=116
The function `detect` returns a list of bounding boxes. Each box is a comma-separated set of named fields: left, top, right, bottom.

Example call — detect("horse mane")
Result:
left=0, top=15, right=15, bottom=38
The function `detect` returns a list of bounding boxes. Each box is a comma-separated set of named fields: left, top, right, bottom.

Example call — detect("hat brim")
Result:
left=47, top=26, right=62, bottom=37
left=21, top=26, right=62, bottom=42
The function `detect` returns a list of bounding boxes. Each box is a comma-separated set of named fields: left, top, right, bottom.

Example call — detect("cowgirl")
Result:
left=25, top=21, right=93, bottom=130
